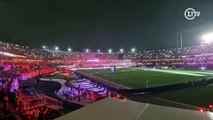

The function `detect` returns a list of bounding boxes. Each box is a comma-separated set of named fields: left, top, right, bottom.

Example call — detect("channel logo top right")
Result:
left=184, top=8, right=201, bottom=20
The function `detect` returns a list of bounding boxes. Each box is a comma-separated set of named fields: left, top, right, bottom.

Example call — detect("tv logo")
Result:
left=184, top=8, right=200, bottom=20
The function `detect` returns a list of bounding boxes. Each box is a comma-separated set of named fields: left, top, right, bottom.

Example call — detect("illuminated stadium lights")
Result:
left=87, top=59, right=100, bottom=62
left=68, top=48, right=72, bottom=52
left=117, top=94, right=120, bottom=98
left=131, top=48, right=136, bottom=53
left=120, top=48, right=124, bottom=53
left=202, top=33, right=213, bottom=44
left=201, top=67, right=205, bottom=70
left=86, top=49, right=89, bottom=52
left=42, top=45, right=46, bottom=49
left=108, top=49, right=112, bottom=53
left=0, top=51, right=15, bottom=57
left=55, top=46, right=59, bottom=51
left=0, top=51, right=26, bottom=58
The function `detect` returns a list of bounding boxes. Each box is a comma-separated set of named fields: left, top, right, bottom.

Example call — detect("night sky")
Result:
left=0, top=0, right=213, bottom=51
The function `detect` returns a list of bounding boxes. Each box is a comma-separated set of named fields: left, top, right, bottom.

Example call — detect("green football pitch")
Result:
left=155, top=85, right=213, bottom=107
left=81, top=68, right=213, bottom=88
left=81, top=68, right=213, bottom=106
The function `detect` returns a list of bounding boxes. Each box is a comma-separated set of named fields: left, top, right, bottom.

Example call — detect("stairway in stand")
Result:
left=25, top=94, right=63, bottom=110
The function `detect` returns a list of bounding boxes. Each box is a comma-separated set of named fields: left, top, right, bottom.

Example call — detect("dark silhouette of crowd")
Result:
left=0, top=61, right=55, bottom=120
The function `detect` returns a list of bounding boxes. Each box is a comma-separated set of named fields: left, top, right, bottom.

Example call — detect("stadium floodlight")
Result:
left=202, top=33, right=213, bottom=44
left=201, top=67, right=206, bottom=70
left=86, top=49, right=89, bottom=52
left=108, top=49, right=112, bottom=53
left=55, top=46, right=59, bottom=51
left=120, top=48, right=124, bottom=53
left=42, top=45, right=46, bottom=49
left=68, top=48, right=71, bottom=52
left=131, top=48, right=136, bottom=53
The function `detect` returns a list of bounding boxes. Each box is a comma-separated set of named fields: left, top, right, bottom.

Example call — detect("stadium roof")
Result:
left=55, top=97, right=213, bottom=120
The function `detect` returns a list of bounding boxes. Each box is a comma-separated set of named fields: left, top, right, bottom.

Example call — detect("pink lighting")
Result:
left=87, top=59, right=100, bottom=62
left=0, top=51, right=26, bottom=58
left=0, top=51, right=15, bottom=57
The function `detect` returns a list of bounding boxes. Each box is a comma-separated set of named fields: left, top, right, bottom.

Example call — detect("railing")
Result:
left=75, top=71, right=129, bottom=90
left=25, top=94, right=63, bottom=110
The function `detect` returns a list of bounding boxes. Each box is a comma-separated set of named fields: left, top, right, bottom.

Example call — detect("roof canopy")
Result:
left=55, top=97, right=213, bottom=120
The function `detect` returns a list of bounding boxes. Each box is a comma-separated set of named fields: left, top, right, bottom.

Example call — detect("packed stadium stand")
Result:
left=2, top=40, right=213, bottom=70
left=1, top=41, right=213, bottom=119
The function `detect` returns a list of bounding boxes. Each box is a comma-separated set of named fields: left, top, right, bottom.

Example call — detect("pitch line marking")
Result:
left=136, top=103, right=149, bottom=120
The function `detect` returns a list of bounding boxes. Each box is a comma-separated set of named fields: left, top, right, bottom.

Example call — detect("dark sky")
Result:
left=0, top=0, right=213, bottom=51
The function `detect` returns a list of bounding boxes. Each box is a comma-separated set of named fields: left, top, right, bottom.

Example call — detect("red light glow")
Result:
left=108, top=92, right=111, bottom=97
left=117, top=94, right=120, bottom=98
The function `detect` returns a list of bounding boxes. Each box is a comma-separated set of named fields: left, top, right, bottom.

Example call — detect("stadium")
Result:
left=1, top=0, right=213, bottom=120
left=1, top=38, right=213, bottom=119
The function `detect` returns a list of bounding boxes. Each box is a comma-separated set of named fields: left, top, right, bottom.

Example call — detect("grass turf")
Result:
left=155, top=85, right=213, bottom=107
left=81, top=68, right=210, bottom=88
left=81, top=68, right=213, bottom=107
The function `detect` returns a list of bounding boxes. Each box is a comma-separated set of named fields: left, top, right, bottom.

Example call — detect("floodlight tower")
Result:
left=202, top=33, right=213, bottom=44
left=176, top=34, right=183, bottom=48
left=180, top=35, right=183, bottom=48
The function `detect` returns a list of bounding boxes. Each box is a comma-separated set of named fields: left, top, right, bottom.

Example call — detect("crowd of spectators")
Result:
left=0, top=41, right=53, bottom=59
left=2, top=40, right=213, bottom=69
left=130, top=44, right=213, bottom=68
left=0, top=60, right=55, bottom=120
left=2, top=41, right=213, bottom=119
left=46, top=44, right=213, bottom=69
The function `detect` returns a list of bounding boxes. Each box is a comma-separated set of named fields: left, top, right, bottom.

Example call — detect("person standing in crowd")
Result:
left=32, top=108, right=40, bottom=120
left=38, top=106, right=48, bottom=120
left=78, top=85, right=81, bottom=101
